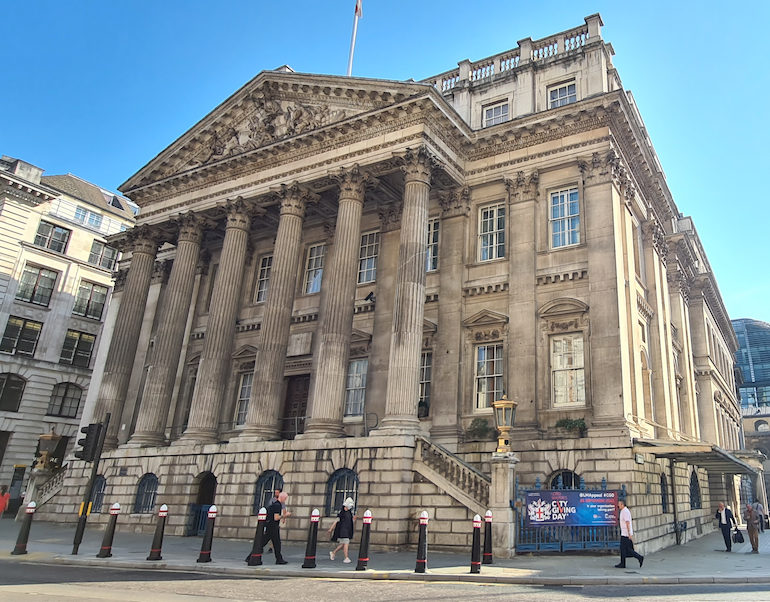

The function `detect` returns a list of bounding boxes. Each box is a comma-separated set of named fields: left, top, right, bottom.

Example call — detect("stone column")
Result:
left=429, top=186, right=470, bottom=443
left=93, top=225, right=160, bottom=450
left=178, top=200, right=253, bottom=444
left=490, top=453, right=518, bottom=558
left=304, top=166, right=375, bottom=438
left=240, top=184, right=317, bottom=440
left=129, top=213, right=205, bottom=446
left=506, top=172, right=539, bottom=432
left=378, top=147, right=434, bottom=434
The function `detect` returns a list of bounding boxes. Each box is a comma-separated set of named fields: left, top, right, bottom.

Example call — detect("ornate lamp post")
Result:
left=492, top=394, right=517, bottom=454
left=35, top=429, right=62, bottom=470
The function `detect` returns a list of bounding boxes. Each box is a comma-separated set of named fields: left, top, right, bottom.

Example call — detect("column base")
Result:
left=126, top=432, right=168, bottom=448
left=172, top=427, right=220, bottom=446
left=298, top=419, right=345, bottom=439
left=372, top=415, right=421, bottom=436
left=234, top=426, right=280, bottom=442
left=101, top=435, right=120, bottom=452
left=429, top=424, right=464, bottom=445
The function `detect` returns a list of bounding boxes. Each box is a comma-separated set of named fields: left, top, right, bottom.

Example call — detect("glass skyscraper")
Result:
left=733, top=318, right=770, bottom=410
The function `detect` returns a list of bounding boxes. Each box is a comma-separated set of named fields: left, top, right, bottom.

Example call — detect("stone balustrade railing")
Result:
left=421, top=15, right=599, bottom=92
left=415, top=436, right=490, bottom=507
left=35, top=464, right=69, bottom=506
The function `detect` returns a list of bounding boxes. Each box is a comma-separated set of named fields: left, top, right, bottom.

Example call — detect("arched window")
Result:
left=0, top=373, right=26, bottom=412
left=90, top=475, right=107, bottom=513
left=689, top=471, right=701, bottom=510
left=660, top=474, right=669, bottom=513
left=252, top=470, right=284, bottom=515
left=756, top=420, right=769, bottom=432
left=134, top=473, right=158, bottom=514
left=550, top=470, right=579, bottom=490
left=326, top=468, right=359, bottom=516
left=46, top=383, right=83, bottom=418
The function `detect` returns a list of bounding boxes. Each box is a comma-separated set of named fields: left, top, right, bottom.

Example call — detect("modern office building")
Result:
left=0, top=156, right=136, bottom=513
left=40, top=15, right=757, bottom=554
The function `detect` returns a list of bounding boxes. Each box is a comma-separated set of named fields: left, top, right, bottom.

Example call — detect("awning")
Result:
left=633, top=439, right=759, bottom=475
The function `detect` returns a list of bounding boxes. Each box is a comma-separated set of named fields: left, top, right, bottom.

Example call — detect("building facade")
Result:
left=0, top=156, right=136, bottom=512
left=42, top=15, right=755, bottom=553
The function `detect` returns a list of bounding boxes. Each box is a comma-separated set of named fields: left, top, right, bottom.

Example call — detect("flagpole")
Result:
left=346, top=10, right=359, bottom=76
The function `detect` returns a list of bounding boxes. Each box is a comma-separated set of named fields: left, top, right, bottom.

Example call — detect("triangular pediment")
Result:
left=462, top=309, right=509, bottom=327
left=538, top=298, right=589, bottom=318
left=423, top=318, right=437, bottom=334
left=232, top=344, right=259, bottom=359
left=121, top=71, right=442, bottom=192
left=351, top=329, right=372, bottom=344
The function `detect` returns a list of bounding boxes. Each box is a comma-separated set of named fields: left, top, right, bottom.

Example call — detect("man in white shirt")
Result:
left=715, top=502, right=737, bottom=551
left=615, top=499, right=644, bottom=568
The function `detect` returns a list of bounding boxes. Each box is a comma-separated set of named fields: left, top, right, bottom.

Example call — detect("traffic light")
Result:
left=74, top=423, right=103, bottom=462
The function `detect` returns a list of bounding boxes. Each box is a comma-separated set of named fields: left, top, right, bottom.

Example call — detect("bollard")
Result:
left=414, top=510, right=429, bottom=573
left=11, top=502, right=36, bottom=555
left=302, top=508, right=320, bottom=569
left=96, top=503, right=121, bottom=558
left=246, top=507, right=267, bottom=566
left=356, top=509, right=372, bottom=571
left=482, top=510, right=493, bottom=564
left=197, top=505, right=217, bottom=563
left=470, top=513, right=482, bottom=573
left=147, top=504, right=169, bottom=561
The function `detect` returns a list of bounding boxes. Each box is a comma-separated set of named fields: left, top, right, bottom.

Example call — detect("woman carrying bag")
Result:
left=328, top=497, right=356, bottom=563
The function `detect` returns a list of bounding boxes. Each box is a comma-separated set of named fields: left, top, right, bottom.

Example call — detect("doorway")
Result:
left=186, top=471, right=217, bottom=536
left=281, top=374, right=309, bottom=439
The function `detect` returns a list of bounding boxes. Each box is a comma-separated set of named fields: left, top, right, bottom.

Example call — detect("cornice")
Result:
left=691, top=273, right=739, bottom=353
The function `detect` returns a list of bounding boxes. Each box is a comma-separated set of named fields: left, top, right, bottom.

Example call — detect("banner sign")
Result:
left=525, top=490, right=618, bottom=527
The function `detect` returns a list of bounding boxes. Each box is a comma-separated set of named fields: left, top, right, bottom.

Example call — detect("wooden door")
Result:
left=282, top=375, right=310, bottom=439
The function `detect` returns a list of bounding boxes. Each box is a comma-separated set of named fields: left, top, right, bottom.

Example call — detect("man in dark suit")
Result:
left=716, top=502, right=737, bottom=551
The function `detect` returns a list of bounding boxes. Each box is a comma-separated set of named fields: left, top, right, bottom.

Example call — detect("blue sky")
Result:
left=4, top=1, right=768, bottom=322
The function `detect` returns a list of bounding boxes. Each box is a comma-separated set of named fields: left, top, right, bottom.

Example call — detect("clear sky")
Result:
left=4, top=1, right=768, bottom=322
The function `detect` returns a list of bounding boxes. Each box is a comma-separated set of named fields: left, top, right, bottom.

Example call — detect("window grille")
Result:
left=326, top=468, right=359, bottom=516
left=134, top=473, right=159, bottom=514
left=88, top=241, right=119, bottom=271
left=47, top=383, right=83, bottom=418
left=689, top=471, right=702, bottom=510
left=483, top=102, right=509, bottom=127
left=660, top=474, right=669, bottom=513
left=550, top=470, right=580, bottom=490
left=549, top=82, right=577, bottom=108
left=252, top=470, right=284, bottom=515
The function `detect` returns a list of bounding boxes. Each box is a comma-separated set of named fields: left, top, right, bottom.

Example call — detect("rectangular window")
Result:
left=33, top=220, right=71, bottom=253
left=550, top=187, right=580, bottom=248
left=60, top=330, right=96, bottom=368
left=0, top=316, right=43, bottom=356
left=235, top=373, right=253, bottom=425
left=88, top=241, right=119, bottom=271
left=74, top=206, right=87, bottom=223
left=549, top=82, right=577, bottom=108
left=479, top=204, right=506, bottom=261
left=16, top=265, right=58, bottom=306
left=87, top=212, right=103, bottom=229
left=47, top=383, right=82, bottom=418
left=358, top=232, right=380, bottom=284
left=475, top=343, right=504, bottom=409
left=483, top=102, right=509, bottom=127
left=304, top=244, right=325, bottom=294
left=254, top=255, right=273, bottom=303
left=344, top=359, right=368, bottom=416
left=73, top=281, right=108, bottom=320
left=426, top=219, right=439, bottom=272
left=419, top=352, right=432, bottom=418
left=551, top=334, right=586, bottom=406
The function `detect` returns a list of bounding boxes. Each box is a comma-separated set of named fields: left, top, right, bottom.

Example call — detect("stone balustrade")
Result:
left=415, top=436, right=490, bottom=508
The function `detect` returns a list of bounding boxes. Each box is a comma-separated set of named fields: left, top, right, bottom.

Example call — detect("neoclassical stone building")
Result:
left=42, top=15, right=756, bottom=554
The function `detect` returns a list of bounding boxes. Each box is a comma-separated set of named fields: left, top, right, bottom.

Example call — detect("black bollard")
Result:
left=147, top=504, right=169, bottom=561
left=302, top=508, right=320, bottom=569
left=414, top=510, right=429, bottom=573
left=482, top=510, right=493, bottom=564
left=197, top=505, right=217, bottom=563
left=356, top=509, right=372, bottom=571
left=11, top=502, right=37, bottom=555
left=470, top=514, right=482, bottom=574
left=96, top=503, right=121, bottom=558
left=246, top=507, right=267, bottom=566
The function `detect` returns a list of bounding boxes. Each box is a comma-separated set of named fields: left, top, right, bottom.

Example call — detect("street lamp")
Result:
left=35, top=428, right=62, bottom=470
left=492, top=394, right=517, bottom=453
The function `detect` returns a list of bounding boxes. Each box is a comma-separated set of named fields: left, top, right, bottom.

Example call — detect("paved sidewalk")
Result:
left=1, top=517, right=768, bottom=585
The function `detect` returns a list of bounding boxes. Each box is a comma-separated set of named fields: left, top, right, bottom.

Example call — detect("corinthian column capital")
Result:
left=276, top=182, right=319, bottom=218
left=333, top=164, right=378, bottom=201
left=400, top=146, right=437, bottom=185
left=222, top=196, right=262, bottom=231
left=438, top=185, right=471, bottom=219
left=175, top=211, right=205, bottom=245
left=126, top=224, right=163, bottom=255
left=505, top=170, right=539, bottom=203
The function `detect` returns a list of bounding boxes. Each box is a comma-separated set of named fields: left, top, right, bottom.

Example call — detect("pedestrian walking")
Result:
left=328, top=497, right=356, bottom=563
left=744, top=503, right=761, bottom=553
left=267, top=487, right=291, bottom=554
left=0, top=485, right=10, bottom=517
left=615, top=499, right=644, bottom=569
left=752, top=500, right=765, bottom=533
left=264, top=492, right=289, bottom=564
left=715, top=502, right=737, bottom=552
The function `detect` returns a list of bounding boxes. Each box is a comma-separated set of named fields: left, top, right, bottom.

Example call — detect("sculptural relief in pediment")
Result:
left=163, top=93, right=353, bottom=177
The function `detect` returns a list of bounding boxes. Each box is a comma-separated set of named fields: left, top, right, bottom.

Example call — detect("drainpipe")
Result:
left=669, top=458, right=681, bottom=545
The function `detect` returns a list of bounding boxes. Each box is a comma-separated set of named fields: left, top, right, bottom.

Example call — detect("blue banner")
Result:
left=525, top=490, right=618, bottom=527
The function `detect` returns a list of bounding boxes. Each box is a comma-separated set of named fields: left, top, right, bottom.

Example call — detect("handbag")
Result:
left=732, top=528, right=745, bottom=544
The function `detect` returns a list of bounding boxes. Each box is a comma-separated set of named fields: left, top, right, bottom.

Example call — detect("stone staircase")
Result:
left=413, top=436, right=490, bottom=516
left=31, top=464, right=69, bottom=507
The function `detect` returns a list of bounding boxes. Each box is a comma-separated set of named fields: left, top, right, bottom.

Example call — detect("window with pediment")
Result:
left=462, top=310, right=509, bottom=414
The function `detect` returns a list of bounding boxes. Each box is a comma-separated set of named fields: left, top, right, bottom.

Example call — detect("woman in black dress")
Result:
left=328, top=497, right=356, bottom=563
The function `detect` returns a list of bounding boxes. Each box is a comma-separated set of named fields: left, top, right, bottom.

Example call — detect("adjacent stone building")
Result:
left=0, top=156, right=136, bottom=513
left=41, top=15, right=756, bottom=554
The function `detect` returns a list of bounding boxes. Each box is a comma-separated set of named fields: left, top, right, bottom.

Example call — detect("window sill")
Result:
left=71, top=313, right=104, bottom=323
left=545, top=242, right=586, bottom=253
left=13, top=299, right=52, bottom=311
left=471, top=257, right=507, bottom=267
left=343, top=415, right=364, bottom=424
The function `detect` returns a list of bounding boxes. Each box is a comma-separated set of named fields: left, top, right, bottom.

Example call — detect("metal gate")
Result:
left=186, top=504, right=212, bottom=536
left=513, top=476, right=624, bottom=552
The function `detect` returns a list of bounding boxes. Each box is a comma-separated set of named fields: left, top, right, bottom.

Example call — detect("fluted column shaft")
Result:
left=304, top=166, right=373, bottom=437
left=130, top=214, right=204, bottom=446
left=379, top=148, right=433, bottom=433
left=241, top=185, right=315, bottom=440
left=95, top=228, right=159, bottom=450
left=179, top=202, right=251, bottom=444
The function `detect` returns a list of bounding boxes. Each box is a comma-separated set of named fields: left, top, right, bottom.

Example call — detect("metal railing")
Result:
left=627, top=414, right=705, bottom=443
